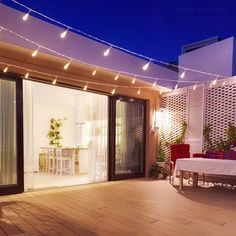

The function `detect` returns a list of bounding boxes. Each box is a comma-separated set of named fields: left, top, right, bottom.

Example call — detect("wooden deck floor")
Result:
left=0, top=179, right=236, bottom=236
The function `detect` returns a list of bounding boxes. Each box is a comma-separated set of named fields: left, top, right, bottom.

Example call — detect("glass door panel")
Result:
left=112, top=97, right=145, bottom=179
left=0, top=76, right=23, bottom=195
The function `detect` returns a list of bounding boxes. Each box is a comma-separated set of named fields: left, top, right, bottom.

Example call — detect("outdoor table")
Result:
left=173, top=158, right=236, bottom=190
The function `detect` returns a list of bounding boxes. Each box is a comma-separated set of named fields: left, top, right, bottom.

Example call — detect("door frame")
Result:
left=108, top=96, right=146, bottom=181
left=0, top=72, right=24, bottom=195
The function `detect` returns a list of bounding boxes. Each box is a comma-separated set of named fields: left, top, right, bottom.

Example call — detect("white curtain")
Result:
left=88, top=94, right=108, bottom=182
left=0, top=79, right=16, bottom=185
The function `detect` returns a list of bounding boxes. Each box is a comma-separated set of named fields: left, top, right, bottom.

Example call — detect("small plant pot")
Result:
left=156, top=161, right=166, bottom=168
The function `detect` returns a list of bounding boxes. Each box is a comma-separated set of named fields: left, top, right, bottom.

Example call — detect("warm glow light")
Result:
left=132, top=77, right=136, bottom=84
left=193, top=84, right=197, bottom=90
left=212, top=78, right=218, bottom=85
left=111, top=87, right=116, bottom=94
left=137, top=89, right=141, bottom=95
left=104, top=46, right=111, bottom=56
left=3, top=66, right=9, bottom=73
left=25, top=71, right=29, bottom=78
left=175, top=83, right=178, bottom=90
left=52, top=78, right=57, bottom=85
left=142, top=61, right=151, bottom=71
left=180, top=69, right=186, bottom=79
left=32, top=47, right=39, bottom=57
left=22, top=11, right=30, bottom=21
left=210, top=82, right=213, bottom=88
left=223, top=80, right=226, bottom=86
left=64, top=60, right=72, bottom=70
left=114, top=74, right=119, bottom=81
left=60, top=28, right=69, bottom=38
left=83, top=83, right=88, bottom=90
left=153, top=81, right=156, bottom=87
left=92, top=69, right=97, bottom=76
left=160, top=90, right=162, bottom=95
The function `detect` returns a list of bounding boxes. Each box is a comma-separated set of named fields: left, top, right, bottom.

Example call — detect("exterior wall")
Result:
left=179, top=37, right=235, bottom=86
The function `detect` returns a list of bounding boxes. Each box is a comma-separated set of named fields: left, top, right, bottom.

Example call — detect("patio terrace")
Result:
left=0, top=179, right=236, bottom=236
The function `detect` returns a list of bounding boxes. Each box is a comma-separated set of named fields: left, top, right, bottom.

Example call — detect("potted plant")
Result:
left=47, top=118, right=66, bottom=147
left=149, top=162, right=168, bottom=179
left=156, top=141, right=166, bottom=168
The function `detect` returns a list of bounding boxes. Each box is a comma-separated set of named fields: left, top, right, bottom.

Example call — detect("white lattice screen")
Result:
left=205, top=83, right=236, bottom=145
left=160, top=92, right=187, bottom=158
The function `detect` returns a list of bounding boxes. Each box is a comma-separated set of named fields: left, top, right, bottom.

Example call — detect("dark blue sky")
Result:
left=3, top=0, right=236, bottom=62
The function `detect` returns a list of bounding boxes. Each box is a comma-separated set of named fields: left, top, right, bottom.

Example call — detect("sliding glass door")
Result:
left=109, top=97, right=146, bottom=180
left=0, top=75, right=23, bottom=195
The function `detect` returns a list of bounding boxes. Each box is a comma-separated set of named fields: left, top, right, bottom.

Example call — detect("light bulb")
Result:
left=114, top=74, right=119, bottom=81
left=25, top=71, right=29, bottom=78
left=153, top=81, right=156, bottom=87
left=64, top=60, right=72, bottom=70
left=210, top=83, right=213, bottom=88
left=111, top=87, right=116, bottom=94
left=52, top=78, right=57, bottom=85
left=83, top=83, right=88, bottom=91
left=22, top=11, right=30, bottom=21
left=223, top=80, right=226, bottom=86
left=180, top=70, right=186, bottom=79
left=142, top=61, right=150, bottom=71
left=175, top=83, right=178, bottom=90
left=60, top=28, right=69, bottom=38
left=104, top=46, right=111, bottom=56
left=160, top=90, right=162, bottom=95
left=193, top=84, right=197, bottom=90
left=92, top=69, right=97, bottom=76
left=137, top=89, right=141, bottom=95
left=212, top=78, right=217, bottom=85
left=3, top=66, right=9, bottom=73
left=132, top=77, right=136, bottom=84
left=32, top=47, right=39, bottom=57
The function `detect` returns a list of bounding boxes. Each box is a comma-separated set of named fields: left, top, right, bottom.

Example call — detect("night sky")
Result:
left=3, top=0, right=236, bottom=63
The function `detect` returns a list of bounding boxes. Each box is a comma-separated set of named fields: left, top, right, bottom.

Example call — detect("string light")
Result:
left=52, top=77, right=57, bottom=84
left=180, top=69, right=186, bottom=79
left=104, top=46, right=111, bottom=56
left=193, top=84, right=197, bottom=90
left=111, top=86, right=116, bottom=94
left=212, top=76, right=218, bottom=86
left=60, top=28, right=69, bottom=39
left=22, top=10, right=31, bottom=21
left=114, top=73, right=119, bottom=81
left=0, top=26, right=228, bottom=86
left=3, top=66, right=9, bottom=73
left=83, top=83, right=88, bottom=90
left=10, top=1, right=228, bottom=81
left=153, top=81, right=157, bottom=87
left=175, top=83, right=178, bottom=90
left=24, top=71, right=29, bottom=78
left=92, top=69, right=97, bottom=76
left=32, top=47, right=40, bottom=57
left=137, top=88, right=141, bottom=95
left=142, top=61, right=151, bottom=71
left=64, top=60, right=72, bottom=70
left=132, top=77, right=136, bottom=84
